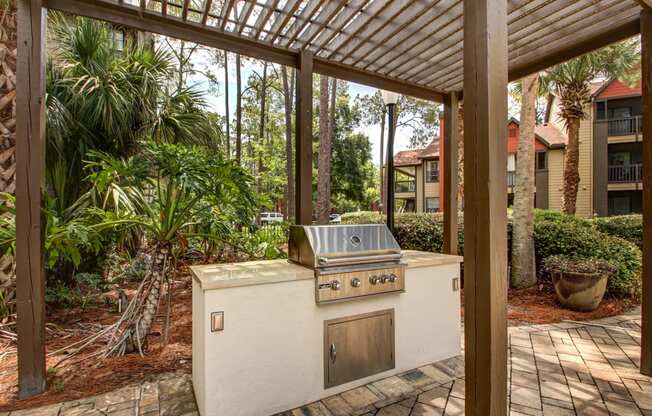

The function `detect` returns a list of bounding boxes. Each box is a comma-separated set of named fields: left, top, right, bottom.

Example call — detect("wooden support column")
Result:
left=295, top=50, right=313, bottom=225
left=16, top=0, right=47, bottom=398
left=443, top=92, right=459, bottom=255
left=641, top=7, right=652, bottom=376
left=463, top=0, right=508, bottom=414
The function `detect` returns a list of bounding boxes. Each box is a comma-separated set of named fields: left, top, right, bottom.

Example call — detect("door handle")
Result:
left=330, top=343, right=337, bottom=363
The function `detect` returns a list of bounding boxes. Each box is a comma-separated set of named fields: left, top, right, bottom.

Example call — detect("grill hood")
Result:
left=288, top=224, right=401, bottom=269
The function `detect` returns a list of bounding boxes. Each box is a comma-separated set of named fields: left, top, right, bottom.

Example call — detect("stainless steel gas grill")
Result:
left=289, top=224, right=406, bottom=304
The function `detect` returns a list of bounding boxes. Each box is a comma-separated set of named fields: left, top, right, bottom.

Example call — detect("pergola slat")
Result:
left=308, top=0, right=370, bottom=55
left=219, top=0, right=235, bottom=30
left=265, top=0, right=302, bottom=44
left=251, top=0, right=278, bottom=39
left=289, top=0, right=346, bottom=50
left=236, top=1, right=256, bottom=34
left=277, top=0, right=322, bottom=47
left=325, top=0, right=406, bottom=60
left=201, top=0, right=213, bottom=25
left=336, top=0, right=421, bottom=63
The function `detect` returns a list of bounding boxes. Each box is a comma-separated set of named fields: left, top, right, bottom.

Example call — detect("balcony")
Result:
left=608, top=164, right=643, bottom=183
left=507, top=171, right=515, bottom=187
left=395, top=180, right=416, bottom=193
left=606, top=116, right=642, bottom=136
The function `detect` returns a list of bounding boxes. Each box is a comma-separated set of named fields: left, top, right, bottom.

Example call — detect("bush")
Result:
left=341, top=211, right=464, bottom=255
left=542, top=255, right=616, bottom=275
left=594, top=214, right=643, bottom=249
left=534, top=219, right=641, bottom=297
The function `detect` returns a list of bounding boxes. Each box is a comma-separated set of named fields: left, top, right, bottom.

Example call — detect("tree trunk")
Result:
left=235, top=53, right=242, bottom=165
left=511, top=74, right=538, bottom=289
left=379, top=111, right=386, bottom=214
left=257, top=63, right=268, bottom=193
left=281, top=66, right=295, bottom=220
left=224, top=51, right=230, bottom=158
left=316, top=75, right=331, bottom=224
left=562, top=117, right=581, bottom=214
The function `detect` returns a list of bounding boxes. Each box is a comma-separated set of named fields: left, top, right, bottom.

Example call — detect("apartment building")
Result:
left=392, top=119, right=566, bottom=213
left=392, top=79, right=643, bottom=217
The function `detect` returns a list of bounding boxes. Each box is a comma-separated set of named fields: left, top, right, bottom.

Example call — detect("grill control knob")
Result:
left=389, top=273, right=398, bottom=283
left=369, top=275, right=380, bottom=285
left=351, top=278, right=362, bottom=288
left=380, top=274, right=389, bottom=284
left=331, top=280, right=341, bottom=290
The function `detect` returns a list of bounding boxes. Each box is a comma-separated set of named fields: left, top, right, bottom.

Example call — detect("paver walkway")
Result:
left=5, top=309, right=649, bottom=416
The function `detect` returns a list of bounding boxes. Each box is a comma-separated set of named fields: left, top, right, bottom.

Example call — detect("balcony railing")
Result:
left=507, top=171, right=515, bottom=187
left=605, top=116, right=643, bottom=136
left=608, top=164, right=643, bottom=183
left=395, top=180, right=416, bottom=193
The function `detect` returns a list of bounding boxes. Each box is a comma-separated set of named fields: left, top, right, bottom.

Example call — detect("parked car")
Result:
left=329, top=213, right=342, bottom=224
left=260, top=212, right=284, bottom=225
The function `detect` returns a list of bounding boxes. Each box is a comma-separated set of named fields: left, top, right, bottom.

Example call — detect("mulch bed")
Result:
left=0, top=269, right=194, bottom=412
left=0, top=271, right=637, bottom=411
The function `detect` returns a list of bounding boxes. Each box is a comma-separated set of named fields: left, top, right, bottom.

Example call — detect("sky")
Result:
left=179, top=44, right=443, bottom=166
left=178, top=41, right=522, bottom=166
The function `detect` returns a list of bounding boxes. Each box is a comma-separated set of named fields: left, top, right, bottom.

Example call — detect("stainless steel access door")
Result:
left=324, top=309, right=395, bottom=388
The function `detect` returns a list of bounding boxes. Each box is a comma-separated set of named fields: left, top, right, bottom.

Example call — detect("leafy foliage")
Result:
left=542, top=255, right=616, bottom=276
left=594, top=215, right=643, bottom=249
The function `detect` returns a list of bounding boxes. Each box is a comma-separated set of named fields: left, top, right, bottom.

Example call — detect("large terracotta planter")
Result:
left=550, top=270, right=608, bottom=312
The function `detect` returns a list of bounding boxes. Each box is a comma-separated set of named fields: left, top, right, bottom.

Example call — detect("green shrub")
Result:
left=341, top=211, right=464, bottom=254
left=534, top=219, right=641, bottom=297
left=542, top=255, right=616, bottom=275
left=594, top=214, right=643, bottom=249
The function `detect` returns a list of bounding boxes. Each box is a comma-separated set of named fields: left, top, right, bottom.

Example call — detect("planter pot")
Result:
left=550, top=270, right=608, bottom=312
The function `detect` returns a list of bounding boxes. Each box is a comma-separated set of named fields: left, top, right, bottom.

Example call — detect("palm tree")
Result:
left=81, top=143, right=256, bottom=355
left=541, top=39, right=640, bottom=214
left=511, top=73, right=539, bottom=288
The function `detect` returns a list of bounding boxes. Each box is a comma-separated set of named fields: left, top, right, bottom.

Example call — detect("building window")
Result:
left=507, top=154, right=516, bottom=172
left=113, top=30, right=125, bottom=52
left=536, top=151, right=547, bottom=170
left=425, top=197, right=440, bottom=213
left=426, top=160, right=439, bottom=182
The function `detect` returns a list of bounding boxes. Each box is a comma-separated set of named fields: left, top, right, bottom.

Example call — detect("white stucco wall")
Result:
left=192, top=261, right=462, bottom=416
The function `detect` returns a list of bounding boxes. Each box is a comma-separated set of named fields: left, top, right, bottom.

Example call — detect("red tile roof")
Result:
left=393, top=121, right=568, bottom=165
left=394, top=149, right=423, bottom=166
left=595, top=79, right=641, bottom=100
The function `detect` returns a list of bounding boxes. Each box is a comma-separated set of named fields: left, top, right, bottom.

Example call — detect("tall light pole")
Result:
left=382, top=90, right=399, bottom=233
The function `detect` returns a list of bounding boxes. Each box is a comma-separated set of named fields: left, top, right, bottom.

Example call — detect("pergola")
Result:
left=15, top=0, right=652, bottom=414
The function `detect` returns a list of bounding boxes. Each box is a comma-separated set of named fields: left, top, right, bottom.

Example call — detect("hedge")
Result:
left=343, top=210, right=641, bottom=298
left=341, top=212, right=465, bottom=255
left=533, top=219, right=641, bottom=297
left=594, top=214, right=643, bottom=249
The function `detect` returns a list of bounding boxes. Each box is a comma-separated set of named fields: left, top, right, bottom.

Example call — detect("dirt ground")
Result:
left=0, top=272, right=636, bottom=411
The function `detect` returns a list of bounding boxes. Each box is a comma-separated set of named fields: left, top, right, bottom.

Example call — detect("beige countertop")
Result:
left=191, top=250, right=462, bottom=291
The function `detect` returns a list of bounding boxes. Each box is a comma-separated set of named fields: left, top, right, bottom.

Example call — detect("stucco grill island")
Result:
left=191, top=224, right=462, bottom=416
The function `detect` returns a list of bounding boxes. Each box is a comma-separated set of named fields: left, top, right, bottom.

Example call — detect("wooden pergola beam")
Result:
left=295, top=50, right=313, bottom=225
left=508, top=17, right=640, bottom=81
left=442, top=92, right=459, bottom=255
left=16, top=0, right=47, bottom=399
left=640, top=7, right=652, bottom=376
left=46, top=0, right=445, bottom=102
left=463, top=0, right=508, bottom=413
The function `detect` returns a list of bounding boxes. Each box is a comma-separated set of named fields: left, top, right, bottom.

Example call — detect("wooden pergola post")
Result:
left=16, top=0, right=47, bottom=398
left=641, top=6, right=652, bottom=376
left=295, top=50, right=313, bottom=225
left=463, top=0, right=509, bottom=414
left=442, top=92, right=459, bottom=255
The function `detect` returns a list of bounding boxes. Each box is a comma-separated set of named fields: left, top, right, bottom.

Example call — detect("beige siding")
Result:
left=547, top=149, right=565, bottom=211
left=415, top=164, right=424, bottom=213
left=548, top=100, right=594, bottom=217
left=576, top=104, right=593, bottom=217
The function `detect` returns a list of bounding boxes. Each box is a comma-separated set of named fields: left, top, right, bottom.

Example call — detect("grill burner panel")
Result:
left=289, top=224, right=406, bottom=304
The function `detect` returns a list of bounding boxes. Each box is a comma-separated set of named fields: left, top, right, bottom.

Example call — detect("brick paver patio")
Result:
left=4, top=308, right=649, bottom=416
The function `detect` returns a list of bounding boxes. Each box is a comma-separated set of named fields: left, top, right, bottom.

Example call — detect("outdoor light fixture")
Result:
left=381, top=90, right=399, bottom=233
left=381, top=90, right=399, bottom=106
